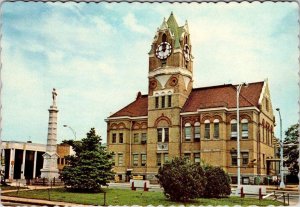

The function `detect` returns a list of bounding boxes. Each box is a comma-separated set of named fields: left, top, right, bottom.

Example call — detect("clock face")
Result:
left=155, top=42, right=172, bottom=60
left=183, top=44, right=190, bottom=61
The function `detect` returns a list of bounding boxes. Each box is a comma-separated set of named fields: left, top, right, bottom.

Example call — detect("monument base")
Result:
left=40, top=169, right=60, bottom=180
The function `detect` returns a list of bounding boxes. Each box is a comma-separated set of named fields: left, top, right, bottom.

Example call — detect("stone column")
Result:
left=21, top=150, right=26, bottom=179
left=40, top=88, right=59, bottom=180
left=33, top=151, right=37, bottom=178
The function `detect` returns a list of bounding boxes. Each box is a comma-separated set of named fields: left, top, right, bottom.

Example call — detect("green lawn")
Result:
left=2, top=188, right=282, bottom=206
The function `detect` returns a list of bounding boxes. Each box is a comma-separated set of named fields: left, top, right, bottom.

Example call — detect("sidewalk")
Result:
left=1, top=195, right=90, bottom=207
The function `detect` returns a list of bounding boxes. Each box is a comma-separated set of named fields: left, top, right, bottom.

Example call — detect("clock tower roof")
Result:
left=166, top=12, right=186, bottom=49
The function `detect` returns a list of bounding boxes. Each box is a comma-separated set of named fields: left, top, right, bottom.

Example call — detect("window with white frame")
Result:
left=164, top=153, right=169, bottom=163
left=141, top=154, right=147, bottom=166
left=241, top=119, right=249, bottom=139
left=231, top=152, right=237, bottom=166
left=194, top=153, right=200, bottom=163
left=213, top=119, right=219, bottom=138
left=157, top=153, right=161, bottom=166
left=194, top=122, right=200, bottom=141
left=204, top=120, right=210, bottom=139
left=157, top=128, right=169, bottom=142
left=231, top=119, right=237, bottom=139
left=118, top=154, right=123, bottom=166
left=184, top=123, right=192, bottom=141
left=133, top=154, right=139, bottom=166
left=241, top=152, right=249, bottom=165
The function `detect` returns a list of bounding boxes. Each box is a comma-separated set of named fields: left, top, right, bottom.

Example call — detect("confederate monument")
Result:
left=40, top=88, right=59, bottom=179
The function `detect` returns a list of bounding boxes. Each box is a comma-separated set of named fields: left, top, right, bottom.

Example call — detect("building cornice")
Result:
left=180, top=106, right=260, bottom=116
left=148, top=67, right=192, bottom=79
left=105, top=116, right=148, bottom=122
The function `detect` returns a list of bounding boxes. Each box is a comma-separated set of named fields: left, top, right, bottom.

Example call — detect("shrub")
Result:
left=203, top=166, right=231, bottom=198
left=156, top=157, right=207, bottom=202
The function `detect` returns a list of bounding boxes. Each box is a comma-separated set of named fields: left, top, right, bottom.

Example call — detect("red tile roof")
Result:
left=109, top=94, right=148, bottom=118
left=182, top=81, right=264, bottom=112
left=109, top=81, right=264, bottom=118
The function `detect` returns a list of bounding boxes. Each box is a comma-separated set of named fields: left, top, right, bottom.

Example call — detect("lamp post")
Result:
left=63, top=125, right=77, bottom=140
left=236, top=82, right=247, bottom=194
left=276, top=108, right=285, bottom=189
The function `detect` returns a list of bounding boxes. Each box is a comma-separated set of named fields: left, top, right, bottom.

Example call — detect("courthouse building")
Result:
left=106, top=13, right=277, bottom=183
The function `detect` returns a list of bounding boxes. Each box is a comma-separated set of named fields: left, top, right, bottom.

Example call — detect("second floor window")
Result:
left=133, top=154, right=139, bottom=166
left=213, top=119, right=219, bottom=138
left=241, top=152, right=249, bottom=165
left=204, top=121, right=210, bottom=139
left=231, top=119, right=237, bottom=139
left=141, top=154, right=147, bottom=166
left=241, top=119, right=249, bottom=139
left=141, top=133, right=147, bottom=144
left=194, top=122, right=200, bottom=141
left=133, top=133, right=139, bottom=143
left=112, top=133, right=116, bottom=143
left=157, top=128, right=169, bottom=142
left=231, top=152, right=237, bottom=166
left=184, top=123, right=191, bottom=141
left=119, top=133, right=124, bottom=143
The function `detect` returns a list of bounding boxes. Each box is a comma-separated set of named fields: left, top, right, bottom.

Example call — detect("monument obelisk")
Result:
left=40, top=88, right=59, bottom=179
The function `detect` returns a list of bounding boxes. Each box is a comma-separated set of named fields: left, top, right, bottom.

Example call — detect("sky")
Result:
left=1, top=1, right=298, bottom=144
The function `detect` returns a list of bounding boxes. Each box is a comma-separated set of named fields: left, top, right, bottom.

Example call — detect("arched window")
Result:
left=241, top=119, right=249, bottom=139
left=194, top=122, right=200, bottom=141
left=184, top=123, right=192, bottom=141
left=213, top=119, right=219, bottom=138
left=230, top=119, right=237, bottom=139
left=204, top=120, right=210, bottom=139
left=162, top=34, right=167, bottom=42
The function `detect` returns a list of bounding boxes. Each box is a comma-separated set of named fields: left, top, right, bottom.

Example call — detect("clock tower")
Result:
left=146, top=12, right=193, bottom=178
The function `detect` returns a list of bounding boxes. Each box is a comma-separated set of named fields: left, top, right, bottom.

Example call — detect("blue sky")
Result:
left=1, top=1, right=298, bottom=144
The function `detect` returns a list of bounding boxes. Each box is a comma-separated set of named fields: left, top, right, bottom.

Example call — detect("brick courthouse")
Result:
left=106, top=13, right=276, bottom=183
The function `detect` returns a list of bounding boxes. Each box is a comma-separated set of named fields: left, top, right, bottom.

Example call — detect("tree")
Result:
left=61, top=128, right=114, bottom=192
left=156, top=157, right=207, bottom=202
left=203, top=165, right=231, bottom=198
left=283, top=124, right=299, bottom=175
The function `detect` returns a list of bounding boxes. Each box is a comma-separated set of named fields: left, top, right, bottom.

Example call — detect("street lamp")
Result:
left=63, top=125, right=77, bottom=140
left=236, top=82, right=248, bottom=194
left=276, top=108, right=285, bottom=189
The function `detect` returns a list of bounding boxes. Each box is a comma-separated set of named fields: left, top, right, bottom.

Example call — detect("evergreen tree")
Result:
left=61, top=128, right=114, bottom=192
left=283, top=124, right=299, bottom=175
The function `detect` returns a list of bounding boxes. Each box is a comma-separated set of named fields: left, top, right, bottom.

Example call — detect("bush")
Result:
left=203, top=166, right=231, bottom=198
left=156, top=157, right=207, bottom=202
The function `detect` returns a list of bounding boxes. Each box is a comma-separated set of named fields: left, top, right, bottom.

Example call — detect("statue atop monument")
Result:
left=52, top=88, right=57, bottom=106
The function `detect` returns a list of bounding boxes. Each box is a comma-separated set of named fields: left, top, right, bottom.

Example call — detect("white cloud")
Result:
left=123, top=13, right=150, bottom=34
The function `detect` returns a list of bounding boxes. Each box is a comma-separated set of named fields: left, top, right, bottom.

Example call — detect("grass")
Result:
left=2, top=188, right=283, bottom=206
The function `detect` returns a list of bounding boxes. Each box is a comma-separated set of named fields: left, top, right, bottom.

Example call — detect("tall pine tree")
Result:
left=61, top=128, right=114, bottom=192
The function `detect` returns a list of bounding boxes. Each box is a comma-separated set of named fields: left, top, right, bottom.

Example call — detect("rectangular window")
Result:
left=214, top=123, right=219, bottom=138
left=194, top=126, right=200, bottom=141
left=185, top=126, right=191, bottom=141
left=161, top=96, right=165, bottom=108
left=231, top=123, right=237, bottom=139
left=164, top=128, right=169, bottom=142
left=231, top=152, right=237, bottom=166
left=194, top=153, right=200, bottom=163
left=141, top=133, right=147, bottom=144
left=157, top=128, right=169, bottom=142
left=184, top=153, right=191, bottom=161
left=168, top=95, right=172, bottom=107
left=157, top=154, right=161, bottom=166
left=112, top=154, right=115, bottom=166
left=155, top=97, right=159, bottom=108
left=118, top=154, right=123, bottom=166
left=119, top=133, right=124, bottom=143
left=141, top=154, right=147, bottom=166
left=61, top=158, right=65, bottom=165
left=57, top=158, right=60, bottom=165
left=242, top=123, right=248, bottom=138
left=112, top=133, right=117, bottom=143
left=133, top=133, right=139, bottom=143
left=157, top=128, right=162, bottom=142
left=241, top=152, right=249, bottom=165
left=164, top=153, right=168, bottom=163
left=133, top=154, right=139, bottom=166
left=204, top=123, right=210, bottom=139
